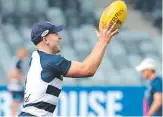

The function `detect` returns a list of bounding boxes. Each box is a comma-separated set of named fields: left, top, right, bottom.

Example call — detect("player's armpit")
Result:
left=64, top=61, right=95, bottom=78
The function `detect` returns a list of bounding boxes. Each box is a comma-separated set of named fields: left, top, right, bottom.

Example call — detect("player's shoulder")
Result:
left=155, top=76, right=162, bottom=82
left=36, top=50, right=66, bottom=68
left=152, top=76, right=162, bottom=86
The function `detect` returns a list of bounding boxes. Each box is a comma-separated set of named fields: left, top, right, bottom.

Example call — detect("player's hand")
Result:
left=94, top=21, right=119, bottom=44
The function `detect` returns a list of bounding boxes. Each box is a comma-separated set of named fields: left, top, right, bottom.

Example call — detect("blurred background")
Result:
left=0, top=0, right=162, bottom=86
left=0, top=0, right=162, bottom=116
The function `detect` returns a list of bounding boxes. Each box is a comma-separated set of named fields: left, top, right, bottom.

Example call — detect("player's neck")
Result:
left=37, top=44, right=56, bottom=55
left=149, top=73, right=156, bottom=80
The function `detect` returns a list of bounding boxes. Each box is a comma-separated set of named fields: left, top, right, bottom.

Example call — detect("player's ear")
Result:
left=43, top=37, right=49, bottom=45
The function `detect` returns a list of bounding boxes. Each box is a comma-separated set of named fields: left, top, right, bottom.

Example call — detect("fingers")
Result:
left=106, top=23, right=117, bottom=35
left=94, top=29, right=100, bottom=37
left=106, top=21, right=111, bottom=30
left=110, top=23, right=116, bottom=32
left=101, top=21, right=105, bottom=31
left=111, top=29, right=119, bottom=36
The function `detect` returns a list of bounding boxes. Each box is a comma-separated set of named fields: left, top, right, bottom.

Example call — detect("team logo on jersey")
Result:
left=41, top=30, right=49, bottom=37
left=46, top=21, right=53, bottom=24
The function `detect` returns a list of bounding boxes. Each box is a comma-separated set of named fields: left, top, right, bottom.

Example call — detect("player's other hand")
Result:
left=94, top=22, right=119, bottom=44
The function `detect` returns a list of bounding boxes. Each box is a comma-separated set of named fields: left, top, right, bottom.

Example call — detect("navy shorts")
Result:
left=10, top=91, right=24, bottom=101
left=18, top=112, right=35, bottom=116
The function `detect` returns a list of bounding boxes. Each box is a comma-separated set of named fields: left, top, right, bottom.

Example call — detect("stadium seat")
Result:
left=2, top=24, right=23, bottom=52
left=61, top=46, right=78, bottom=61
left=46, top=7, right=65, bottom=25
left=139, top=41, right=156, bottom=53
left=0, top=0, right=161, bottom=86
left=63, top=0, right=80, bottom=11
left=20, top=27, right=31, bottom=41
left=110, top=55, right=130, bottom=70
left=128, top=54, right=142, bottom=68
left=89, top=68, right=106, bottom=85
left=108, top=39, right=126, bottom=56
left=105, top=68, right=122, bottom=85
left=33, top=0, right=48, bottom=13
left=94, top=8, right=104, bottom=21
left=70, top=28, right=84, bottom=41
left=79, top=0, right=94, bottom=13
left=48, top=0, right=63, bottom=8
left=0, top=42, right=12, bottom=73
left=59, top=30, right=71, bottom=46
left=80, top=24, right=97, bottom=49
left=151, top=36, right=162, bottom=56
left=16, top=0, right=32, bottom=14
left=74, top=41, right=89, bottom=52
left=0, top=69, right=6, bottom=85
left=119, top=68, right=141, bottom=85
left=25, top=41, right=36, bottom=54
left=1, top=0, right=15, bottom=14
left=101, top=57, right=115, bottom=71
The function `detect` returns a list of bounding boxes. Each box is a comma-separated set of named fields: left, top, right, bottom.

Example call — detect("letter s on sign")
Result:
left=88, top=91, right=105, bottom=116
left=106, top=91, right=123, bottom=116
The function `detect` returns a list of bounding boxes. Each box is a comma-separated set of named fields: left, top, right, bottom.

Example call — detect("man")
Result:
left=7, top=48, right=28, bottom=116
left=18, top=21, right=119, bottom=116
left=136, top=58, right=162, bottom=116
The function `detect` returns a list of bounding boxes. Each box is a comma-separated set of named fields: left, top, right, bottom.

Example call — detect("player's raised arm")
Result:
left=65, top=22, right=119, bottom=78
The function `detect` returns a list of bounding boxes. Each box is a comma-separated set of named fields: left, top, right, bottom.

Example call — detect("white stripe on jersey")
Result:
left=22, top=106, right=52, bottom=116
left=49, top=77, right=62, bottom=90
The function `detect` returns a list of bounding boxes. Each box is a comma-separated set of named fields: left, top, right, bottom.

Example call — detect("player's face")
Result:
left=46, top=32, right=62, bottom=54
left=141, top=69, right=152, bottom=79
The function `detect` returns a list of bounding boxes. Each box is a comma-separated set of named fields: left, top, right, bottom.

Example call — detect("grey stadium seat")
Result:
left=61, top=46, right=78, bottom=61
left=105, top=68, right=122, bottom=85
left=46, top=7, right=65, bottom=25
left=1, top=0, right=15, bottom=14
left=128, top=54, right=142, bottom=68
left=0, top=42, right=12, bottom=73
left=139, top=41, right=156, bottom=53
left=108, top=39, right=126, bottom=56
left=59, top=30, right=70, bottom=46
left=20, top=27, right=31, bottom=41
left=119, top=68, right=141, bottom=85
left=16, top=0, right=32, bottom=13
left=33, top=0, right=48, bottom=13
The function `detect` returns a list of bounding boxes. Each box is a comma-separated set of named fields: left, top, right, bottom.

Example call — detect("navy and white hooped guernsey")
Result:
left=21, top=50, right=71, bottom=116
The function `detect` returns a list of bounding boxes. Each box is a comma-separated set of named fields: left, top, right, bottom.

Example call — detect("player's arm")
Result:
left=7, top=68, right=20, bottom=78
left=147, top=80, right=162, bottom=116
left=65, top=42, right=107, bottom=78
left=147, top=92, right=162, bottom=116
left=65, top=22, right=118, bottom=78
left=7, top=60, right=21, bottom=81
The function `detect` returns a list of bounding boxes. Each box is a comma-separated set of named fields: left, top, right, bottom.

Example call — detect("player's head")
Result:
left=136, top=58, right=156, bottom=79
left=31, top=21, right=64, bottom=54
left=16, top=47, right=28, bottom=60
